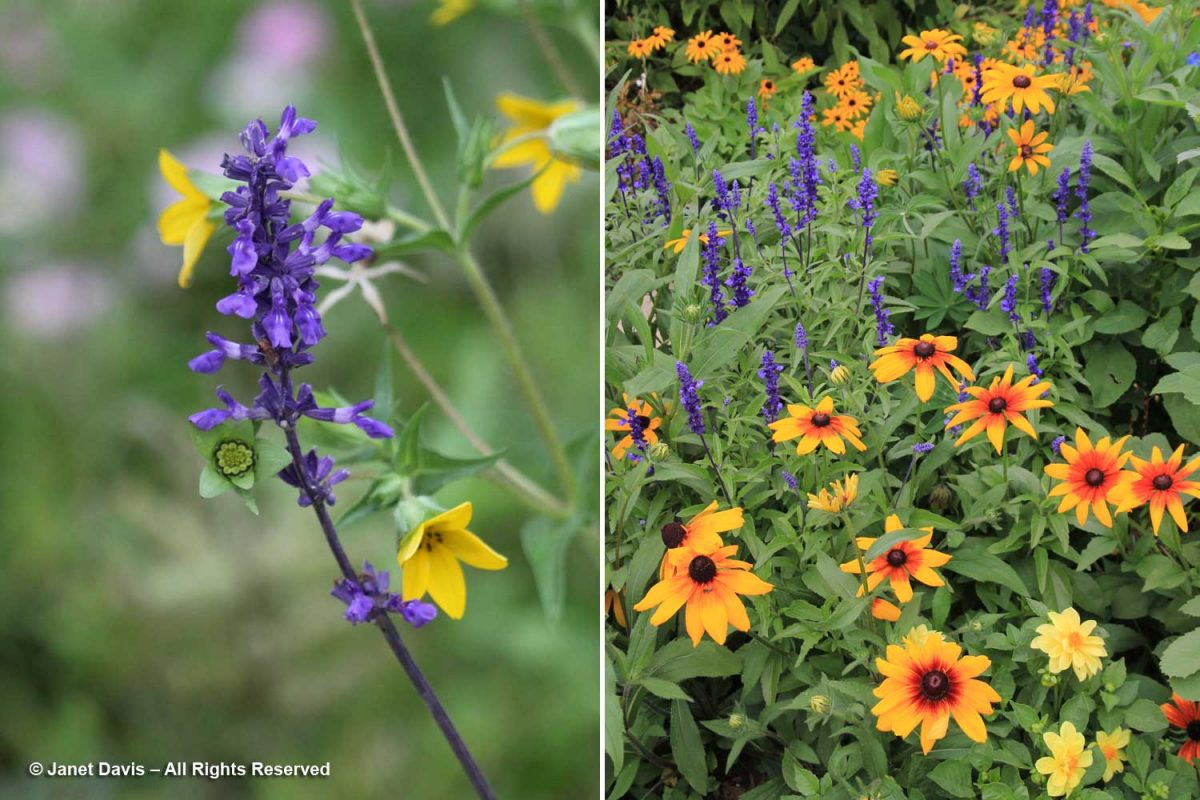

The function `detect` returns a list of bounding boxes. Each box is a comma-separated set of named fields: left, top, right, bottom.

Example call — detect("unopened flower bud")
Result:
left=809, top=695, right=830, bottom=714
left=896, top=94, right=922, bottom=121
left=648, top=441, right=670, bottom=461
left=729, top=713, right=746, bottom=729
left=682, top=303, right=705, bottom=323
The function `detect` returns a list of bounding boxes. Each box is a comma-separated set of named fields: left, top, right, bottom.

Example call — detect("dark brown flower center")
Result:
left=914, top=341, right=936, bottom=359
left=636, top=415, right=652, bottom=429
left=688, top=555, right=717, bottom=584
left=1085, top=468, right=1106, bottom=487
left=811, top=413, right=831, bottom=427
left=1013, top=75, right=1032, bottom=88
left=920, top=669, right=951, bottom=701
left=886, top=548, right=907, bottom=567
left=765, top=81, right=774, bottom=90
left=987, top=397, right=1007, bottom=414
left=924, top=40, right=938, bottom=50
left=661, top=522, right=687, bottom=548
left=1153, top=474, right=1173, bottom=491
left=1187, top=720, right=1200, bottom=741
left=1020, top=144, right=1033, bottom=158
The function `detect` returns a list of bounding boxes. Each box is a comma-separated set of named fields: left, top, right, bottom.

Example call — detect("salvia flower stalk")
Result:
left=186, top=106, right=495, bottom=800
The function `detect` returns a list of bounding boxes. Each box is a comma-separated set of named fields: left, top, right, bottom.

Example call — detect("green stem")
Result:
left=353, top=0, right=576, bottom=503
left=843, top=514, right=876, bottom=638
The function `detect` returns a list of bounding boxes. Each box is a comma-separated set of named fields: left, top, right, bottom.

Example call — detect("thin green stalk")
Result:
left=516, top=0, right=582, bottom=98
left=352, top=0, right=576, bottom=503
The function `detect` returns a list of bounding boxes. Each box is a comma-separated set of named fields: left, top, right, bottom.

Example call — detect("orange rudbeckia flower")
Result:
left=870, top=334, right=975, bottom=402
left=944, top=364, right=1053, bottom=453
left=1007, top=119, right=1053, bottom=175
left=981, top=62, right=1058, bottom=114
left=758, top=78, right=778, bottom=101
left=768, top=396, right=867, bottom=455
left=713, top=49, right=747, bottom=76
left=840, top=514, right=951, bottom=603
left=872, top=633, right=1001, bottom=754
left=685, top=31, right=719, bottom=63
left=898, top=28, right=968, bottom=64
left=663, top=227, right=732, bottom=254
left=658, top=501, right=744, bottom=578
left=604, top=395, right=662, bottom=460
left=1162, top=694, right=1200, bottom=764
left=1044, top=427, right=1138, bottom=528
left=1112, top=445, right=1200, bottom=533
left=633, top=539, right=773, bottom=646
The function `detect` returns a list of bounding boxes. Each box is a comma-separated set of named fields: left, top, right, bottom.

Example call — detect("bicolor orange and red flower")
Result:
left=872, top=633, right=1001, bottom=754
left=769, top=396, right=867, bottom=455
left=1162, top=694, right=1200, bottom=763
left=870, top=334, right=974, bottom=402
left=604, top=395, right=662, bottom=460
left=634, top=537, right=773, bottom=647
left=1045, top=428, right=1138, bottom=528
left=1113, top=444, right=1200, bottom=534
left=840, top=514, right=951, bottom=603
left=944, top=364, right=1053, bottom=452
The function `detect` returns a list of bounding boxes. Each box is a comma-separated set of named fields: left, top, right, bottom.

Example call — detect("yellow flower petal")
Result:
left=179, top=218, right=215, bottom=289
left=442, top=527, right=508, bottom=570
left=427, top=544, right=468, bottom=619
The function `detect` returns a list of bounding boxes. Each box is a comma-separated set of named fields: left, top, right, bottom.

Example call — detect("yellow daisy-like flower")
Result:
left=1044, top=428, right=1138, bottom=528
left=870, top=333, right=974, bottom=403
left=792, top=56, right=816, bottom=73
left=649, top=25, right=675, bottom=49
left=1030, top=607, right=1107, bottom=681
left=657, top=500, right=743, bottom=579
left=871, top=632, right=1001, bottom=754
left=397, top=502, right=508, bottom=619
left=981, top=62, right=1058, bottom=114
left=604, top=394, right=662, bottom=460
left=840, top=514, right=951, bottom=604
left=768, top=396, right=867, bottom=455
left=627, top=38, right=654, bottom=59
left=492, top=93, right=581, bottom=214
left=1095, top=728, right=1130, bottom=782
left=1035, top=722, right=1093, bottom=797
left=758, top=78, right=778, bottom=102
left=876, top=168, right=898, bottom=186
left=633, top=538, right=773, bottom=647
left=807, top=473, right=859, bottom=514
left=714, top=31, right=742, bottom=52
left=1007, top=119, right=1054, bottom=175
left=158, top=149, right=215, bottom=289
left=685, top=30, right=719, bottom=63
left=713, top=49, right=747, bottom=76
left=821, top=106, right=853, bottom=132
left=837, top=89, right=873, bottom=120
left=663, top=227, right=733, bottom=254
left=898, top=28, right=967, bottom=64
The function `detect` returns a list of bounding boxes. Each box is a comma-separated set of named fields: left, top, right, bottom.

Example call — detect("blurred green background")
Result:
left=0, top=1, right=599, bottom=797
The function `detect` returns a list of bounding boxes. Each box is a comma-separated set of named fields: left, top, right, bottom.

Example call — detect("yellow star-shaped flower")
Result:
left=157, top=149, right=215, bottom=289
left=492, top=93, right=581, bottom=214
left=397, top=501, right=508, bottom=619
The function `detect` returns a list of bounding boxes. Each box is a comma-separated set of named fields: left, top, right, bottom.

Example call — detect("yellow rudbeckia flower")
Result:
left=492, top=93, right=581, bottom=214
left=158, top=149, right=215, bottom=289
left=397, top=501, right=508, bottom=619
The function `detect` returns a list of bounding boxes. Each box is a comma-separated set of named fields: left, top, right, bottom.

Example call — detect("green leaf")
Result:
left=548, top=106, right=601, bottom=170
left=1160, top=629, right=1200, bottom=678
left=965, top=309, right=1011, bottom=336
left=944, top=543, right=1029, bottom=596
left=372, top=229, right=455, bottom=258
left=253, top=436, right=293, bottom=481
left=647, top=639, right=742, bottom=683
left=199, top=463, right=232, bottom=498
left=689, top=285, right=788, bottom=377
left=1083, top=340, right=1136, bottom=408
left=670, top=699, right=709, bottom=793
left=1125, top=698, right=1168, bottom=732
left=928, top=760, right=975, bottom=798
left=1171, top=670, right=1200, bottom=701
left=1154, top=367, right=1200, bottom=404
left=605, top=655, right=624, bottom=775
left=638, top=677, right=691, bottom=700
left=460, top=170, right=540, bottom=243
left=1181, top=597, right=1200, bottom=616
left=1092, top=301, right=1148, bottom=334
left=520, top=515, right=576, bottom=624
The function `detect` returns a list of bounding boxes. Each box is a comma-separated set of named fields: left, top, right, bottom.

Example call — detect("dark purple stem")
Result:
left=281, top=425, right=497, bottom=800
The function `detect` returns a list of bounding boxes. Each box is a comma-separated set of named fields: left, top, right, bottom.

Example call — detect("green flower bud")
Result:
left=681, top=303, right=705, bottom=323
left=728, top=713, right=746, bottom=729
left=648, top=442, right=670, bottom=462
left=547, top=106, right=601, bottom=171
left=930, top=483, right=954, bottom=512
left=190, top=420, right=292, bottom=513
left=458, top=116, right=497, bottom=190
left=809, top=695, right=830, bottom=714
